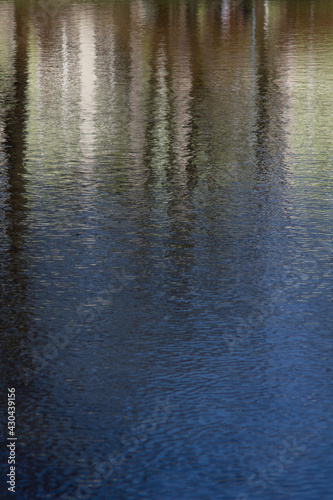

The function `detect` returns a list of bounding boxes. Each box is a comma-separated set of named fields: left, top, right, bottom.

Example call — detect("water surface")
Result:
left=0, top=1, right=333, bottom=499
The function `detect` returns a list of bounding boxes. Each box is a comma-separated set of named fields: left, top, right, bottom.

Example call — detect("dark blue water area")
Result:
left=2, top=170, right=331, bottom=500
left=0, top=1, right=333, bottom=499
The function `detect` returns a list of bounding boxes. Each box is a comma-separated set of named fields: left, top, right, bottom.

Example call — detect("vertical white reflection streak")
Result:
left=154, top=43, right=169, bottom=178
left=77, top=8, right=97, bottom=248
left=221, top=0, right=231, bottom=29
left=129, top=0, right=147, bottom=180
left=61, top=22, right=70, bottom=163
left=79, top=11, right=96, bottom=168
left=264, top=0, right=269, bottom=33
left=172, top=3, right=192, bottom=186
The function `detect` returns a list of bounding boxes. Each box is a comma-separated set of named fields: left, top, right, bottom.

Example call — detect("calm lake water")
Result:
left=0, top=0, right=333, bottom=499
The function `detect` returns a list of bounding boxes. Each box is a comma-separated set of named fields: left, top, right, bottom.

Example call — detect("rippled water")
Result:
left=0, top=0, right=333, bottom=499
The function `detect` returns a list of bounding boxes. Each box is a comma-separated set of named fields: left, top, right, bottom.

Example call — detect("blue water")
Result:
left=0, top=0, right=332, bottom=499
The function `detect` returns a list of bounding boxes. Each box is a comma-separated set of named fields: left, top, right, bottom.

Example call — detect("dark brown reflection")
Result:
left=1, top=0, right=30, bottom=378
left=4, top=0, right=29, bottom=250
left=254, top=0, right=270, bottom=169
left=97, top=0, right=199, bottom=289
left=127, top=0, right=196, bottom=293
left=166, top=1, right=196, bottom=290
left=252, top=0, right=289, bottom=180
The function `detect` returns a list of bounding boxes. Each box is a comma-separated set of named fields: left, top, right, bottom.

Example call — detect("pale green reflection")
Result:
left=2, top=0, right=333, bottom=212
